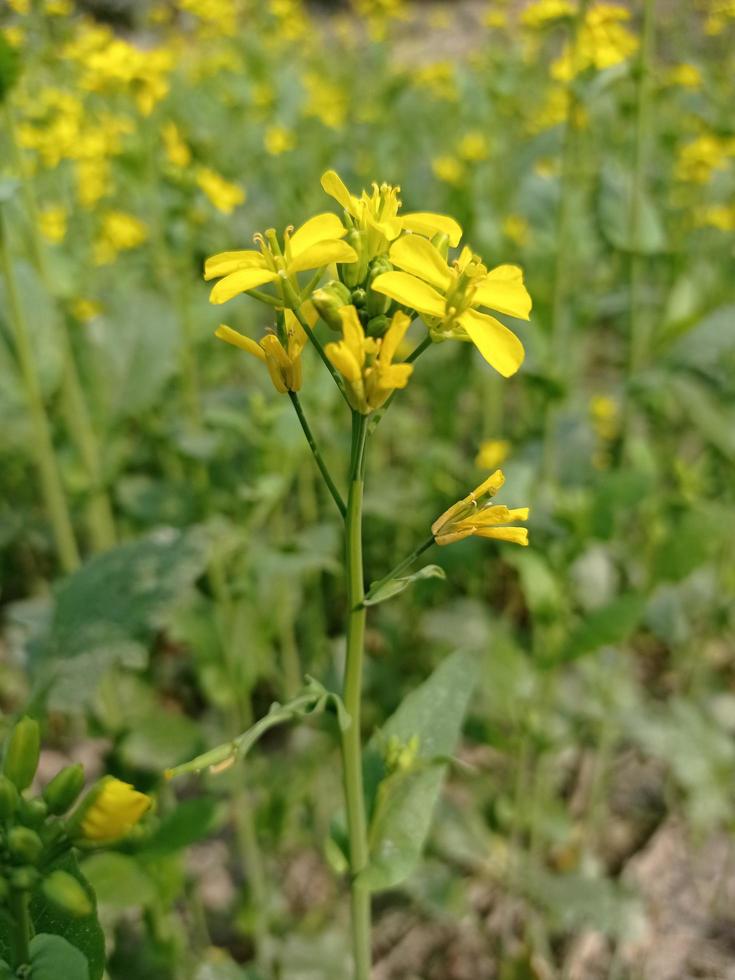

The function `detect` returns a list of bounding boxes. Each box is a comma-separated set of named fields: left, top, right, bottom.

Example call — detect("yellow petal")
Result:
left=471, top=469, right=506, bottom=498
left=284, top=309, right=308, bottom=357
left=474, top=265, right=532, bottom=320
left=289, top=212, right=347, bottom=257
left=371, top=271, right=446, bottom=319
left=379, top=310, right=412, bottom=365
left=320, top=170, right=358, bottom=215
left=338, top=305, right=367, bottom=366
left=458, top=309, right=525, bottom=377
left=326, top=340, right=362, bottom=381
left=388, top=235, right=452, bottom=292
left=463, top=505, right=513, bottom=527
left=401, top=212, right=462, bottom=247
left=214, top=324, right=266, bottom=360
left=209, top=267, right=278, bottom=304
left=204, top=250, right=266, bottom=281
left=475, top=527, right=529, bottom=546
left=377, top=362, right=413, bottom=390
left=287, top=240, right=357, bottom=274
left=434, top=527, right=475, bottom=546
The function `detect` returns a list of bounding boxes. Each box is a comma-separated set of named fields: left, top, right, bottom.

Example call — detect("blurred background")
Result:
left=1, top=1, right=734, bottom=977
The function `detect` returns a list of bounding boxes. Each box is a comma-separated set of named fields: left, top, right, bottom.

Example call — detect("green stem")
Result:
left=292, top=305, right=351, bottom=406
left=364, top=535, right=435, bottom=603
left=0, top=209, right=80, bottom=572
left=625, top=0, right=655, bottom=454
left=10, top=889, right=31, bottom=967
left=340, top=412, right=371, bottom=980
left=288, top=391, right=346, bottom=516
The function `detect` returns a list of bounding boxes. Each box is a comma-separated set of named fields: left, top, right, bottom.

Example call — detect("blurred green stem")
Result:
left=10, top=889, right=30, bottom=967
left=341, top=412, right=371, bottom=980
left=0, top=208, right=80, bottom=572
left=4, top=102, right=116, bottom=552
left=625, top=0, right=656, bottom=454
left=288, top=391, right=346, bottom=516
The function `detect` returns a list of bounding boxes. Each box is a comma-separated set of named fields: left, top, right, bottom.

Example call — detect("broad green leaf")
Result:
left=141, top=798, right=219, bottom=857
left=557, top=593, right=645, bottom=664
left=364, top=564, right=446, bottom=606
left=28, top=934, right=89, bottom=980
left=81, top=853, right=157, bottom=909
left=358, top=649, right=480, bottom=891
left=597, top=166, right=667, bottom=255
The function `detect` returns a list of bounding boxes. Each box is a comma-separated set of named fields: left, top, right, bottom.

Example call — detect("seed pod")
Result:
left=0, top=774, right=19, bottom=818
left=7, top=826, right=43, bottom=865
left=42, top=870, right=93, bottom=918
left=43, top=764, right=85, bottom=815
left=3, top=716, right=40, bottom=791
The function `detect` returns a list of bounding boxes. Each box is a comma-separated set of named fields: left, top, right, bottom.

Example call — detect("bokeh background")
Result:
left=1, top=1, right=735, bottom=977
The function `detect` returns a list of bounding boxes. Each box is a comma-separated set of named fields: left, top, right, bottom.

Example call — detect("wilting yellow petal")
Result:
left=287, top=239, right=357, bottom=274
left=475, top=526, right=529, bottom=545
left=462, top=505, right=513, bottom=527
left=204, top=250, right=266, bottom=281
left=326, top=340, right=362, bottom=382
left=210, top=267, right=279, bottom=304
left=401, top=212, right=462, bottom=247
left=471, top=469, right=506, bottom=498
left=260, top=335, right=290, bottom=393
left=371, top=271, right=446, bottom=319
left=289, top=212, right=348, bottom=257
left=377, top=363, right=412, bottom=390
left=284, top=309, right=308, bottom=357
left=338, top=305, right=367, bottom=366
left=389, top=235, right=453, bottom=292
left=474, top=264, right=532, bottom=320
left=434, top=527, right=476, bottom=546
left=458, top=309, right=525, bottom=377
left=320, top=170, right=358, bottom=215
left=379, top=310, right=412, bottom=365
left=214, top=324, right=266, bottom=360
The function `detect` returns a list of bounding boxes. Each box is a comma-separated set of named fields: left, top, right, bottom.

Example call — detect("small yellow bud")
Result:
left=73, top=777, right=151, bottom=844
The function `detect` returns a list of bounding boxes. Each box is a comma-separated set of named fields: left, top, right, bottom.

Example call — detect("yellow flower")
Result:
left=521, top=0, right=575, bottom=28
left=325, top=306, right=413, bottom=414
left=39, top=206, right=68, bottom=244
left=695, top=203, right=735, bottom=231
left=432, top=155, right=464, bottom=185
left=475, top=439, right=510, bottom=470
left=215, top=308, right=311, bottom=393
left=264, top=125, right=296, bottom=156
left=457, top=132, right=489, bottom=163
left=75, top=158, right=112, bottom=209
left=432, top=470, right=529, bottom=547
left=502, top=214, right=530, bottom=248
left=675, top=134, right=735, bottom=184
left=72, top=298, right=103, bottom=322
left=303, top=72, right=348, bottom=129
left=93, top=211, right=148, bottom=265
left=205, top=213, right=358, bottom=307
left=162, top=122, right=191, bottom=168
left=371, top=235, right=530, bottom=377
left=665, top=63, right=702, bottom=90
left=552, top=3, right=638, bottom=81
left=196, top=167, right=245, bottom=214
left=44, top=0, right=73, bottom=14
left=321, top=170, right=462, bottom=260
left=77, top=777, right=151, bottom=843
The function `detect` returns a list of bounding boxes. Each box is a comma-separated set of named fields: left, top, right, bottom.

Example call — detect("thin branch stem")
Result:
left=363, top=535, right=435, bottom=603
left=288, top=391, right=346, bottom=516
left=291, top=305, right=351, bottom=406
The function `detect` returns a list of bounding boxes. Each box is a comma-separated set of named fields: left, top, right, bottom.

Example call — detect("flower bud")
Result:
left=0, top=774, right=19, bottom=818
left=43, top=764, right=85, bottom=815
left=19, top=797, right=48, bottom=829
left=3, top=717, right=40, bottom=791
left=340, top=230, right=369, bottom=288
left=7, top=826, right=43, bottom=865
left=311, top=280, right=351, bottom=331
left=42, top=870, right=93, bottom=918
left=366, top=315, right=390, bottom=338
left=10, top=867, right=41, bottom=891
left=71, top=777, right=152, bottom=844
left=366, top=257, right=393, bottom=318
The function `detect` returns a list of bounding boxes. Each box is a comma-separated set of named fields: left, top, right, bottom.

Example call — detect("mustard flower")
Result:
left=214, top=307, right=313, bottom=394
left=371, top=235, right=530, bottom=377
left=432, top=470, right=529, bottom=547
left=76, top=777, right=151, bottom=843
left=321, top=170, right=462, bottom=259
left=325, top=306, right=413, bottom=414
left=196, top=167, right=245, bottom=214
left=205, top=213, right=358, bottom=307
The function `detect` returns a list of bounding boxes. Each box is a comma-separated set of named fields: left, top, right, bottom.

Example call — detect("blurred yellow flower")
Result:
left=665, top=63, right=702, bottom=90
left=325, top=306, right=413, bottom=414
left=39, top=206, right=68, bottom=244
left=264, top=125, right=296, bottom=156
left=44, top=0, right=73, bottom=14
left=458, top=132, right=490, bottom=163
left=432, top=156, right=464, bottom=185
left=93, top=211, right=148, bottom=265
left=71, top=298, right=103, bottom=322
left=7, top=0, right=29, bottom=13
left=675, top=134, right=735, bottom=184
left=163, top=122, right=192, bottom=168
left=75, top=158, right=112, bottom=209
left=3, top=25, right=25, bottom=46
left=196, top=167, right=245, bottom=214
left=475, top=439, right=510, bottom=470
left=502, top=214, right=530, bottom=247
left=215, top=308, right=311, bottom=393
left=432, top=470, right=529, bottom=546
left=372, top=236, right=530, bottom=376
left=521, top=0, right=574, bottom=28
left=78, top=778, right=151, bottom=843
left=413, top=62, right=458, bottom=101
left=552, top=3, right=638, bottom=81
left=695, top=204, right=735, bottom=231
left=303, top=73, right=348, bottom=129
left=590, top=395, right=619, bottom=440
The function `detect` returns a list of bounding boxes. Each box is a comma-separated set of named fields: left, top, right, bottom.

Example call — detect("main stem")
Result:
left=341, top=412, right=371, bottom=979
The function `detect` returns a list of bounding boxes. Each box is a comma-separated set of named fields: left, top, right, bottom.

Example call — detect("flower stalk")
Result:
left=288, top=392, right=346, bottom=516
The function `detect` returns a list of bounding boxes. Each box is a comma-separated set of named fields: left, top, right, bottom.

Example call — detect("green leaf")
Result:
left=558, top=593, right=645, bottom=664
left=35, top=528, right=209, bottom=710
left=81, top=853, right=157, bottom=909
left=364, top=564, right=446, bottom=606
left=651, top=507, right=723, bottom=582
left=597, top=165, right=666, bottom=255
left=119, top=711, right=203, bottom=771
left=140, top=798, right=219, bottom=857
left=358, top=649, right=480, bottom=891
left=28, top=934, right=89, bottom=980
